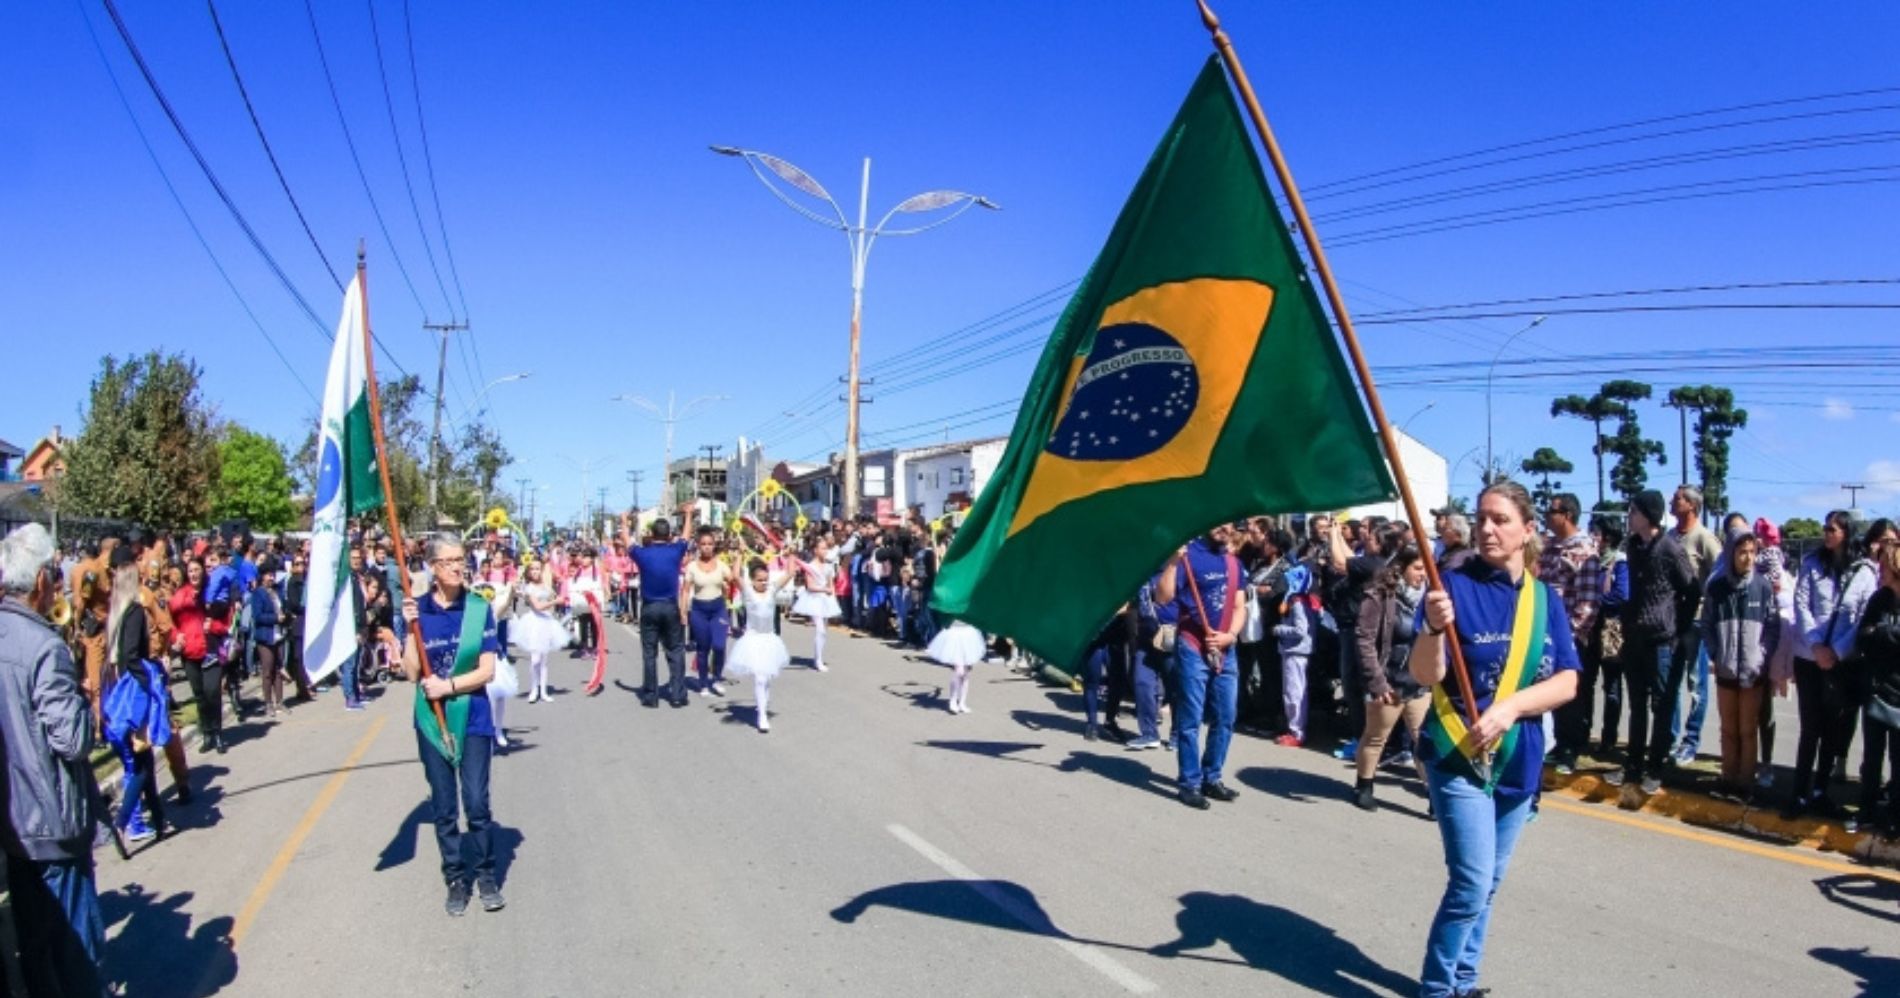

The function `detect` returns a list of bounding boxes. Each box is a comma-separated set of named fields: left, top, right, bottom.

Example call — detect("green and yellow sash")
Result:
left=1426, top=577, right=1546, bottom=793
left=416, top=591, right=489, bottom=765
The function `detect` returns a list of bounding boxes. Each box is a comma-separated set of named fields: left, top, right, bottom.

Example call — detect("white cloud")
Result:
left=1822, top=398, right=1855, bottom=421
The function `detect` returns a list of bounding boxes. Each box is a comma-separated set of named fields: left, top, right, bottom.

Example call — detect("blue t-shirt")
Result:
left=235, top=558, right=260, bottom=598
left=205, top=564, right=239, bottom=609
left=1416, top=558, right=1581, bottom=801
left=413, top=591, right=502, bottom=738
left=1171, top=539, right=1237, bottom=645
left=630, top=541, right=690, bottom=603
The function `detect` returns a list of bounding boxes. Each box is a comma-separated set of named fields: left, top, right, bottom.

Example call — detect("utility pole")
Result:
left=697, top=444, right=723, bottom=508
left=1844, top=484, right=1867, bottom=509
left=423, top=319, right=469, bottom=528
left=1664, top=395, right=1692, bottom=488
left=515, top=477, right=532, bottom=519
left=625, top=469, right=643, bottom=511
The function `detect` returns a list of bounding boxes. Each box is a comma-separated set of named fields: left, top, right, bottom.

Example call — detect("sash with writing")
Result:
left=1425, top=577, right=1546, bottom=793
left=416, top=592, right=490, bottom=765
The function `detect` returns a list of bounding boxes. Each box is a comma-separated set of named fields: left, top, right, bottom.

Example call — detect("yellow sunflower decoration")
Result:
left=759, top=479, right=785, bottom=500
left=484, top=507, right=509, bottom=531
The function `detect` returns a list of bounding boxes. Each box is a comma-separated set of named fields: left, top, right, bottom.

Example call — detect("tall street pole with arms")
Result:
left=710, top=145, right=999, bottom=518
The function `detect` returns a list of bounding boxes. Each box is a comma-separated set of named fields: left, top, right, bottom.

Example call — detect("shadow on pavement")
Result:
left=1811, top=945, right=1900, bottom=997
left=491, top=823, right=523, bottom=886
left=168, top=765, right=230, bottom=832
left=831, top=878, right=1057, bottom=935
left=1057, top=751, right=1176, bottom=800
left=1234, top=765, right=1354, bottom=805
left=221, top=759, right=416, bottom=799
left=102, top=882, right=237, bottom=997
left=917, top=740, right=1046, bottom=759
left=1011, top=709, right=1087, bottom=737
left=1816, top=874, right=1900, bottom=924
left=881, top=682, right=945, bottom=710
left=376, top=801, right=431, bottom=872
left=1151, top=891, right=1412, bottom=997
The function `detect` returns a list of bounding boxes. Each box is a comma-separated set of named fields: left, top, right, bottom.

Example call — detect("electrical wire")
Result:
left=399, top=0, right=471, bottom=322
left=1356, top=277, right=1900, bottom=318
left=204, top=0, right=342, bottom=290
left=364, top=0, right=455, bottom=320
left=77, top=0, right=319, bottom=407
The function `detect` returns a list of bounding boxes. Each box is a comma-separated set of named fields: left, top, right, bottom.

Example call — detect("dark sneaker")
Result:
left=1084, top=724, right=1099, bottom=743
left=1178, top=789, right=1210, bottom=810
left=1602, top=770, right=1627, bottom=788
left=1202, top=782, right=1239, bottom=803
left=476, top=877, right=505, bottom=912
left=1640, top=776, right=1662, bottom=796
left=445, top=881, right=471, bottom=917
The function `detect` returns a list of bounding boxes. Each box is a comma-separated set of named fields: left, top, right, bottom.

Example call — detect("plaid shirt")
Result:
left=1539, top=531, right=1602, bottom=639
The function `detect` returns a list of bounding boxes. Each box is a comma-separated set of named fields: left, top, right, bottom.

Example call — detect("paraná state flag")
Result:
left=931, top=56, right=1394, bottom=667
left=303, top=273, right=386, bottom=684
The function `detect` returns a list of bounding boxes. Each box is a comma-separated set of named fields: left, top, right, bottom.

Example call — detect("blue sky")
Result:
left=7, top=1, right=1899, bottom=525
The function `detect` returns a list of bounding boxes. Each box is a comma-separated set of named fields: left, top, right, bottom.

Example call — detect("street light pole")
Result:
left=711, top=144, right=999, bottom=518
left=611, top=391, right=727, bottom=513
left=1400, top=401, right=1436, bottom=437
left=1485, top=315, right=1549, bottom=487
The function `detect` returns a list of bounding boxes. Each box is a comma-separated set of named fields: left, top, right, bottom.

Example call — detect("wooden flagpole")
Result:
left=1195, top=1, right=1486, bottom=740
left=357, top=243, right=454, bottom=756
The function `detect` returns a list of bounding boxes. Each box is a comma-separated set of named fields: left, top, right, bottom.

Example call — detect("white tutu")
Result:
left=927, top=621, right=988, bottom=667
left=726, top=631, right=791, bottom=680
left=792, top=590, right=842, bottom=620
left=486, top=656, right=520, bottom=699
left=510, top=611, right=567, bottom=656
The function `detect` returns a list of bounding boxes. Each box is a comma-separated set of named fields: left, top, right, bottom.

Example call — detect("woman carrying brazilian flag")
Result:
left=1410, top=480, right=1579, bottom=998
left=400, top=533, right=506, bottom=918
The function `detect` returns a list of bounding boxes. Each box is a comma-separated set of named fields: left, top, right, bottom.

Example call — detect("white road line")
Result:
left=885, top=823, right=1159, bottom=995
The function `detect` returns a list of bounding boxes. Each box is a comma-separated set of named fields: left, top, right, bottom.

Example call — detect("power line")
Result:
left=1330, top=164, right=1900, bottom=247
left=1304, top=88, right=1900, bottom=199
left=1359, top=301, right=1900, bottom=325
left=77, top=0, right=319, bottom=407
left=203, top=0, right=342, bottom=290
left=363, top=0, right=455, bottom=320
left=1357, top=277, right=1900, bottom=318
left=101, top=0, right=329, bottom=333
left=301, top=0, right=431, bottom=322
left=1314, top=129, right=1900, bottom=225
left=399, top=0, right=471, bottom=322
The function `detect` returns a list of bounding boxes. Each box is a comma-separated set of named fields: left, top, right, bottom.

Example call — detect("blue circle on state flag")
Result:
left=316, top=437, right=343, bottom=510
left=1045, top=322, right=1199, bottom=462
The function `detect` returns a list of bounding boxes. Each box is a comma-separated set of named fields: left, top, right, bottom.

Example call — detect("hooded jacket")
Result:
left=0, top=599, right=98, bottom=862
left=1701, top=568, right=1772, bottom=687
left=1792, top=552, right=1878, bottom=661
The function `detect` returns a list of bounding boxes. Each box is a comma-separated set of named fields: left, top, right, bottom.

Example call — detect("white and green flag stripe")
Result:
left=303, top=274, right=385, bottom=685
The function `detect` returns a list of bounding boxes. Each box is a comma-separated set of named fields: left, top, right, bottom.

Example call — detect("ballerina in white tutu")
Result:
left=791, top=535, right=843, bottom=672
left=726, top=560, right=796, bottom=732
left=928, top=620, right=989, bottom=714
left=510, top=562, right=568, bottom=702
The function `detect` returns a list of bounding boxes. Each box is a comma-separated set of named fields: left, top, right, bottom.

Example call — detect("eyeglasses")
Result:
left=433, top=558, right=466, bottom=570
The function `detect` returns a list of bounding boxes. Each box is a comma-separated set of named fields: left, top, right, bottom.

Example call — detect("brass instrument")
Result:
left=49, top=594, right=74, bottom=629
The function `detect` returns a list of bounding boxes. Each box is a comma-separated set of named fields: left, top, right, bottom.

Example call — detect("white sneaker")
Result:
left=814, top=662, right=828, bottom=672
left=759, top=717, right=771, bottom=733
left=710, top=682, right=727, bottom=697
left=540, top=687, right=553, bottom=701
left=525, top=689, right=540, bottom=704
left=496, top=732, right=511, bottom=749
left=697, top=686, right=711, bottom=697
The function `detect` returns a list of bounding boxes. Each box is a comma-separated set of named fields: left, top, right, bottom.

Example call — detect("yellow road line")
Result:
left=1540, top=797, right=1900, bottom=882
left=230, top=715, right=390, bottom=946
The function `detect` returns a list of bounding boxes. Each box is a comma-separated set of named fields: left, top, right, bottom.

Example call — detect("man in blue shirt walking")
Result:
left=628, top=508, right=697, bottom=707
left=1156, top=524, right=1249, bottom=810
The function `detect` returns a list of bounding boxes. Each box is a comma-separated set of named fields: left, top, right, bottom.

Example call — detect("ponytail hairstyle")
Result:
left=1375, top=545, right=1424, bottom=598
left=1478, top=479, right=1542, bottom=572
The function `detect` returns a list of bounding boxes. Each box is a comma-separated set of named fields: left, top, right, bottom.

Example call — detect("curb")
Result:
left=1544, top=768, right=1900, bottom=868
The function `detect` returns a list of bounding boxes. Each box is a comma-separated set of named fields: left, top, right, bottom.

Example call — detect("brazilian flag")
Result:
left=931, top=56, right=1394, bottom=667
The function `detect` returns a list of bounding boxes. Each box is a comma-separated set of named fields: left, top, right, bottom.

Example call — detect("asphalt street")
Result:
left=97, top=620, right=1900, bottom=997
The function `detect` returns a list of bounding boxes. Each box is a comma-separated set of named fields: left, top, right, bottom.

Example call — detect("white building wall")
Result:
left=1341, top=429, right=1451, bottom=532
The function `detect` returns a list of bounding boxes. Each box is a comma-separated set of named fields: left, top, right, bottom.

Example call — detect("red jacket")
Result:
left=168, top=583, right=208, bottom=661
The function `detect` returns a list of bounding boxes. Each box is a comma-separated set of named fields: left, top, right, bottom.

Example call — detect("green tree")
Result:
left=211, top=425, right=296, bottom=531
left=1598, top=380, right=1666, bottom=503
left=1519, top=447, right=1573, bottom=520
left=57, top=352, right=221, bottom=528
left=1665, top=385, right=1749, bottom=516
left=1782, top=517, right=1823, bottom=541
left=1550, top=390, right=1628, bottom=509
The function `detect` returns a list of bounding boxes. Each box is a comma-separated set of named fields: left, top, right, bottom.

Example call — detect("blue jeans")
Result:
left=1674, top=632, right=1710, bottom=753
left=8, top=853, right=105, bottom=997
left=341, top=646, right=362, bottom=705
left=1135, top=654, right=1165, bottom=740
left=1419, top=768, right=1533, bottom=998
left=1172, top=641, right=1238, bottom=791
left=418, top=729, right=495, bottom=885
left=689, top=598, right=729, bottom=684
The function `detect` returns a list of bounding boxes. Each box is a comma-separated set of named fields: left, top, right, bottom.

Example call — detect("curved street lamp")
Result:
left=612, top=391, right=728, bottom=513
left=1485, top=316, right=1550, bottom=485
left=711, top=144, right=999, bottom=519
